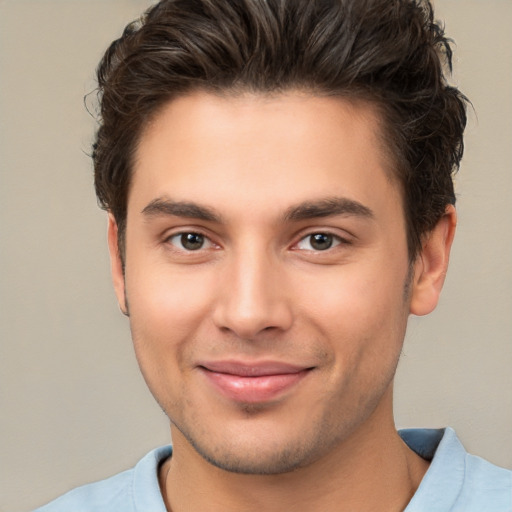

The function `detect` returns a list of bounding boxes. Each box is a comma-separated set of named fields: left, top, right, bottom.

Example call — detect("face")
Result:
left=109, top=91, right=443, bottom=474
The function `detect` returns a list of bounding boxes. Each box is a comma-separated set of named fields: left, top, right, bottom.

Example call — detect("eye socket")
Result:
left=167, top=232, right=212, bottom=251
left=296, top=233, right=342, bottom=251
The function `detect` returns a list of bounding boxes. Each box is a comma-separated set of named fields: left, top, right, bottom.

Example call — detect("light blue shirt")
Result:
left=400, top=428, right=511, bottom=510
left=34, top=428, right=511, bottom=511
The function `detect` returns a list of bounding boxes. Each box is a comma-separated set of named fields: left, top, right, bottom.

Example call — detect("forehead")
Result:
left=130, top=91, right=401, bottom=220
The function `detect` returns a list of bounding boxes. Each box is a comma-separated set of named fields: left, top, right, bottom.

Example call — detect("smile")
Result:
left=198, top=361, right=313, bottom=404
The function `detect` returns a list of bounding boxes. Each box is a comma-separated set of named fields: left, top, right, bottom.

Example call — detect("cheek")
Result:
left=128, top=261, right=214, bottom=317
left=302, top=264, right=404, bottom=321
left=125, top=263, right=217, bottom=365
left=298, top=263, right=408, bottom=361
left=125, top=267, right=217, bottom=409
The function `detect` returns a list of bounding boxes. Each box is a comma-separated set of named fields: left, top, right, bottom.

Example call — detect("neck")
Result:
left=160, top=390, right=429, bottom=512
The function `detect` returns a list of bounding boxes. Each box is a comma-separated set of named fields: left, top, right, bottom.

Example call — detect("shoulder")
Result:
left=33, top=468, right=135, bottom=512
left=401, top=427, right=512, bottom=512
left=456, top=451, right=512, bottom=511
left=33, top=445, right=172, bottom=512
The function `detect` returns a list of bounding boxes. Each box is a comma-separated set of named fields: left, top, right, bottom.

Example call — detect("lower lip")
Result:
left=201, top=369, right=310, bottom=404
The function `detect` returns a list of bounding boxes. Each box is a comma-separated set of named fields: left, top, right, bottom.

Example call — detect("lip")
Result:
left=198, top=360, right=312, bottom=404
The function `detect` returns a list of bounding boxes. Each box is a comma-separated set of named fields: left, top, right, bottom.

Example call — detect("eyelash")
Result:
left=294, top=232, right=349, bottom=252
left=164, top=230, right=350, bottom=253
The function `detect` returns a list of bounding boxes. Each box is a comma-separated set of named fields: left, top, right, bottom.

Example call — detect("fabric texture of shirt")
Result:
left=34, top=427, right=512, bottom=511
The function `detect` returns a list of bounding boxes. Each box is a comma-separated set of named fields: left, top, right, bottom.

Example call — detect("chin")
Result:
left=190, top=436, right=317, bottom=475
left=172, top=411, right=348, bottom=476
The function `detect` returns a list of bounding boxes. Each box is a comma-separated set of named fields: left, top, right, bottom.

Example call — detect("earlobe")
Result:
left=409, top=205, right=457, bottom=316
left=107, top=214, right=128, bottom=316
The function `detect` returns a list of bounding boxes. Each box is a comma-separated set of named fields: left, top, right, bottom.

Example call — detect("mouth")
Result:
left=197, top=360, right=313, bottom=404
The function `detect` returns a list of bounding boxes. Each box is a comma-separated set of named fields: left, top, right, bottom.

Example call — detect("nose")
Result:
left=212, top=249, right=293, bottom=340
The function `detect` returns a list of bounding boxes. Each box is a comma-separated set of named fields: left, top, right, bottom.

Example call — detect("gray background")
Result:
left=1, top=1, right=511, bottom=511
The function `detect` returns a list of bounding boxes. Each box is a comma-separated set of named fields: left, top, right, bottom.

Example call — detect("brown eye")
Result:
left=296, top=232, right=343, bottom=251
left=168, top=232, right=211, bottom=251
left=309, top=233, right=334, bottom=250
left=180, top=233, right=204, bottom=250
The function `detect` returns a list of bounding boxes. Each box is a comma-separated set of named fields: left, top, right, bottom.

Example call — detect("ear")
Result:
left=409, top=205, right=457, bottom=316
left=107, top=214, right=128, bottom=315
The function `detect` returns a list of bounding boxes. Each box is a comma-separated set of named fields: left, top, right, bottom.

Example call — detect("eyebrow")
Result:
left=141, top=198, right=222, bottom=223
left=283, top=197, right=374, bottom=222
left=141, top=196, right=373, bottom=224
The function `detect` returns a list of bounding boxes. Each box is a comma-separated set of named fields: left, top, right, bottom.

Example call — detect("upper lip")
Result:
left=198, top=360, right=311, bottom=377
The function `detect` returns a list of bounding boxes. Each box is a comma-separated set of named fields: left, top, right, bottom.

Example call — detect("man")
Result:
left=34, top=0, right=511, bottom=510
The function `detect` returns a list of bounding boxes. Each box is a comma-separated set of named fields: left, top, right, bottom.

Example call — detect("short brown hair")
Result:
left=93, top=0, right=468, bottom=259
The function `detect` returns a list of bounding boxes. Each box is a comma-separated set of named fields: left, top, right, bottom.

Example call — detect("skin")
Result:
left=108, top=91, right=456, bottom=511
